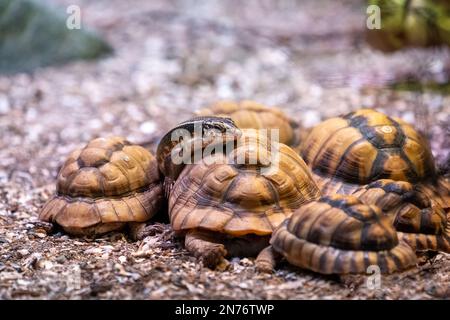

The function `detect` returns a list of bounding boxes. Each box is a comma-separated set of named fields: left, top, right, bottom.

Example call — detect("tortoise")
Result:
left=195, top=100, right=300, bottom=147
left=300, top=108, right=449, bottom=212
left=263, top=194, right=417, bottom=274
left=352, top=179, right=450, bottom=253
left=163, top=129, right=321, bottom=268
left=39, top=136, right=164, bottom=238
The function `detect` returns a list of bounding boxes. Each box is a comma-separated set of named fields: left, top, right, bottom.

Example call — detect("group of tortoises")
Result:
left=39, top=101, right=450, bottom=275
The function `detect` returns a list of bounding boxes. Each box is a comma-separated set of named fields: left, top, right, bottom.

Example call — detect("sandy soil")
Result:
left=0, top=0, right=449, bottom=299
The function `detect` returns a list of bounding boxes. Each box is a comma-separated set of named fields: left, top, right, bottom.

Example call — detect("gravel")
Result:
left=0, top=0, right=448, bottom=299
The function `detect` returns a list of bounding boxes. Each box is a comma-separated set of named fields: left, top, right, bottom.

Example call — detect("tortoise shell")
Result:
left=301, top=109, right=438, bottom=195
left=169, top=131, right=321, bottom=237
left=353, top=179, right=450, bottom=253
left=196, top=100, right=299, bottom=147
left=270, top=194, right=417, bottom=274
left=39, top=137, right=164, bottom=236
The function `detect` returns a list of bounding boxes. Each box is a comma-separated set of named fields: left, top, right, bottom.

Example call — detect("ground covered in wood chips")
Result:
left=0, top=0, right=449, bottom=299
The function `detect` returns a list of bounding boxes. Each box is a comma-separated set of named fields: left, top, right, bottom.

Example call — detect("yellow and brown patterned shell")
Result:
left=196, top=100, right=299, bottom=146
left=271, top=194, right=417, bottom=274
left=415, top=177, right=450, bottom=213
left=39, top=137, right=164, bottom=235
left=169, top=132, right=321, bottom=237
left=353, top=179, right=450, bottom=253
left=301, top=109, right=437, bottom=195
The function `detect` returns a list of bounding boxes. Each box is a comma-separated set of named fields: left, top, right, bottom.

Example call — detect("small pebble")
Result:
left=302, top=110, right=321, bottom=128
left=239, top=258, right=254, bottom=266
left=402, top=111, right=415, bottom=124
left=56, top=255, right=67, bottom=264
left=139, top=121, right=156, bottom=134
left=36, top=260, right=53, bottom=270
left=84, top=247, right=104, bottom=255
left=100, top=253, right=110, bottom=260
left=18, top=249, right=30, bottom=257
left=0, top=95, right=10, bottom=114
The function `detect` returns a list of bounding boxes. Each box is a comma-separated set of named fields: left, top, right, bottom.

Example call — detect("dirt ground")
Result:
left=0, top=0, right=449, bottom=299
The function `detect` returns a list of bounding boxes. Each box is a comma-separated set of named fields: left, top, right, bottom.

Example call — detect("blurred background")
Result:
left=0, top=0, right=449, bottom=186
left=0, top=0, right=450, bottom=300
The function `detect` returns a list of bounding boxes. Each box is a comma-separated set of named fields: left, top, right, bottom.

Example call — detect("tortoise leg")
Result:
left=255, top=246, right=279, bottom=273
left=33, top=221, right=55, bottom=235
left=185, top=229, right=228, bottom=269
